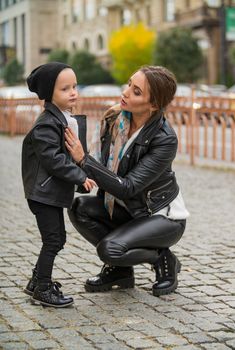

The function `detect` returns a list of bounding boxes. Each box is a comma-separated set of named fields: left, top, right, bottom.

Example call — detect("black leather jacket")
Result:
left=22, top=102, right=87, bottom=208
left=81, top=110, right=180, bottom=218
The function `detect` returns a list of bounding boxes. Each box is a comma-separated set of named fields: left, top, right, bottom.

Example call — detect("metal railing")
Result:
left=0, top=94, right=235, bottom=167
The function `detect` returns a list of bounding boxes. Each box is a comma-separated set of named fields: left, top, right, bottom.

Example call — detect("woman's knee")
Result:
left=97, top=239, right=127, bottom=265
left=68, top=196, right=90, bottom=225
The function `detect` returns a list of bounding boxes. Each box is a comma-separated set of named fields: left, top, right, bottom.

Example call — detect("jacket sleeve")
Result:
left=82, top=133, right=178, bottom=199
left=32, top=123, right=87, bottom=185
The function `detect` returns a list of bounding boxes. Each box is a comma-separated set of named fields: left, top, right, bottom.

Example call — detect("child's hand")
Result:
left=83, top=178, right=97, bottom=192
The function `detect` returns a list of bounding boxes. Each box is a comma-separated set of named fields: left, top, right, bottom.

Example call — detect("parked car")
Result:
left=0, top=85, right=42, bottom=134
left=0, top=85, right=37, bottom=99
left=80, top=84, right=122, bottom=97
left=80, top=84, right=122, bottom=108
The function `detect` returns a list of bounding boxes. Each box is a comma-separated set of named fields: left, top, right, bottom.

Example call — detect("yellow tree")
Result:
left=109, top=23, right=155, bottom=84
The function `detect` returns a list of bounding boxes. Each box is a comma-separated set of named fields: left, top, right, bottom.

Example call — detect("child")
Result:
left=21, top=62, right=96, bottom=308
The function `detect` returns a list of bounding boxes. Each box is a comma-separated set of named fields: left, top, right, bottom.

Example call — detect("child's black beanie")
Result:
left=27, top=62, right=71, bottom=101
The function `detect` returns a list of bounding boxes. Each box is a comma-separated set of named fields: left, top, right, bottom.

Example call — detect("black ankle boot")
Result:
left=85, top=264, right=135, bottom=292
left=152, top=249, right=181, bottom=297
left=32, top=281, right=74, bottom=308
left=24, top=268, right=37, bottom=296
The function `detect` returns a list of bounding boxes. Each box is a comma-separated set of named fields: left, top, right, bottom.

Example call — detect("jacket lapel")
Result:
left=44, top=102, right=68, bottom=128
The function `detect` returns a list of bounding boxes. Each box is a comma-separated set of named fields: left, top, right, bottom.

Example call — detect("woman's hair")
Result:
left=139, top=65, right=177, bottom=111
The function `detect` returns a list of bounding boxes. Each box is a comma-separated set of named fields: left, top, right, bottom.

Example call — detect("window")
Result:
left=13, top=17, right=17, bottom=48
left=84, top=38, right=89, bottom=51
left=63, top=14, right=68, bottom=28
left=146, top=5, right=151, bottom=26
left=135, top=8, right=141, bottom=22
left=71, top=0, right=81, bottom=23
left=97, top=34, right=104, bottom=50
left=39, top=48, right=52, bottom=54
left=85, top=0, right=95, bottom=20
left=122, top=9, right=132, bottom=25
left=21, top=13, right=25, bottom=65
left=164, top=0, right=175, bottom=22
left=99, top=6, right=107, bottom=17
left=1, top=21, right=9, bottom=45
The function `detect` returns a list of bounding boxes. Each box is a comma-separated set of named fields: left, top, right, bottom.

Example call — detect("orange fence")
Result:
left=0, top=95, right=235, bottom=167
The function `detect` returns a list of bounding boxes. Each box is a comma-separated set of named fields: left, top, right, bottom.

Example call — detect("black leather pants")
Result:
left=68, top=195, right=186, bottom=266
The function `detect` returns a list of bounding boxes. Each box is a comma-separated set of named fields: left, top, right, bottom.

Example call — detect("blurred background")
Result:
left=0, top=0, right=235, bottom=167
left=1, top=0, right=235, bottom=88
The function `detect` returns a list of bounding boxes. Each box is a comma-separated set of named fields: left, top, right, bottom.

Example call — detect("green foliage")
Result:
left=109, top=23, right=155, bottom=84
left=154, top=28, right=203, bottom=83
left=228, top=44, right=235, bottom=65
left=69, top=50, right=113, bottom=85
left=47, top=49, right=70, bottom=63
left=2, top=58, right=24, bottom=86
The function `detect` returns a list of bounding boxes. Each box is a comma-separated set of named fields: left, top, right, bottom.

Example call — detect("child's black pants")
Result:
left=27, top=199, right=66, bottom=284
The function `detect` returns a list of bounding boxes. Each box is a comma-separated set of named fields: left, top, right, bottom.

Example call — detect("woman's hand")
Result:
left=83, top=178, right=97, bottom=191
left=65, top=127, right=85, bottom=163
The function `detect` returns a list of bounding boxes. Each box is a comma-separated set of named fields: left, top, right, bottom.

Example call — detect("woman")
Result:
left=65, top=65, right=189, bottom=297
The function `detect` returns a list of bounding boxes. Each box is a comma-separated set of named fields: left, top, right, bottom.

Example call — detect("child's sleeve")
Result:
left=32, top=123, right=87, bottom=186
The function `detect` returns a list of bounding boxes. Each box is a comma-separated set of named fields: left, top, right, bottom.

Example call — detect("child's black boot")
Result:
left=32, top=281, right=74, bottom=308
left=24, top=268, right=37, bottom=296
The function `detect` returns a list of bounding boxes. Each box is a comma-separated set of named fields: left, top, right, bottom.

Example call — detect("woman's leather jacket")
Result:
left=82, top=109, right=179, bottom=218
left=22, top=102, right=87, bottom=208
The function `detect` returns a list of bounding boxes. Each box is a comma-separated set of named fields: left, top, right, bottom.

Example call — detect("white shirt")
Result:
left=61, top=110, right=79, bottom=137
left=115, top=126, right=190, bottom=220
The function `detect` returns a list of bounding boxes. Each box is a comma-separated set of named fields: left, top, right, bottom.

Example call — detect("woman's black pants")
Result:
left=28, top=199, right=66, bottom=283
left=68, top=195, right=186, bottom=267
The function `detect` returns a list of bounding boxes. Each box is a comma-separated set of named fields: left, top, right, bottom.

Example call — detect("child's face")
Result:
left=52, top=68, right=78, bottom=111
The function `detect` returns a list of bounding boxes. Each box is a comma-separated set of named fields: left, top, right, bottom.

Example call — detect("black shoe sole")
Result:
left=152, top=259, right=181, bottom=297
left=24, top=288, right=34, bottom=296
left=85, top=277, right=135, bottom=293
left=152, top=280, right=178, bottom=297
left=31, top=297, right=74, bottom=308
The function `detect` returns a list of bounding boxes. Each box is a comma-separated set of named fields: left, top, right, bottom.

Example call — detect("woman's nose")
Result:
left=122, top=86, right=129, bottom=98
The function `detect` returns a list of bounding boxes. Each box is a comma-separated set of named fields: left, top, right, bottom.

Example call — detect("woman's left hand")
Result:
left=65, top=127, right=85, bottom=163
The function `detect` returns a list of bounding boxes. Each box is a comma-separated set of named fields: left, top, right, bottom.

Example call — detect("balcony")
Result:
left=175, top=5, right=220, bottom=29
left=100, top=0, right=136, bottom=8
left=100, top=0, right=123, bottom=8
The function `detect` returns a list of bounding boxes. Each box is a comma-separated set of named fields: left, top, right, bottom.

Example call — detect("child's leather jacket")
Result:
left=22, top=102, right=87, bottom=208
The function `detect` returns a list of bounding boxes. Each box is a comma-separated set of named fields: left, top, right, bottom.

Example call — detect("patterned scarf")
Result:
left=90, top=105, right=131, bottom=217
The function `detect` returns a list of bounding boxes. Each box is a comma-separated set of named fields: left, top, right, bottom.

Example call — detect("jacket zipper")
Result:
left=89, top=163, right=123, bottom=183
left=40, top=175, right=53, bottom=187
left=147, top=179, right=173, bottom=198
left=145, top=179, right=173, bottom=216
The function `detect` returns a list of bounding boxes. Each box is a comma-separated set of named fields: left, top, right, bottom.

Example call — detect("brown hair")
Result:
left=139, top=65, right=177, bottom=111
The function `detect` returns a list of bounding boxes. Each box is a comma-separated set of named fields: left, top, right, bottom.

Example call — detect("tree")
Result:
left=47, top=49, right=70, bottom=64
left=109, top=23, right=155, bottom=84
left=2, top=58, right=24, bottom=85
left=229, top=44, right=235, bottom=65
left=69, top=50, right=113, bottom=85
left=154, top=28, right=203, bottom=83
left=227, top=44, right=235, bottom=86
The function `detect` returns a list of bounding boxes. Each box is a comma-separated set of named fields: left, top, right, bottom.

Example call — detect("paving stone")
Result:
left=200, top=343, right=233, bottom=350
left=1, top=342, right=30, bottom=350
left=156, top=334, right=189, bottom=346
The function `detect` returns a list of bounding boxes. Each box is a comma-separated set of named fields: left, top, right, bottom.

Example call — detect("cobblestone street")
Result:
left=0, top=134, right=235, bottom=350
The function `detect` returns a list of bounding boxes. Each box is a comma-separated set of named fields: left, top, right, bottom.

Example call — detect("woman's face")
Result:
left=121, top=70, right=155, bottom=117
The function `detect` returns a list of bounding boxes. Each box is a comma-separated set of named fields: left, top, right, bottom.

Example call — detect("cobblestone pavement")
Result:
left=0, top=134, right=235, bottom=350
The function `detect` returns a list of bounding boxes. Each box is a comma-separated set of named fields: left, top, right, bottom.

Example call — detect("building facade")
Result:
left=1, top=0, right=235, bottom=83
